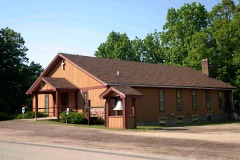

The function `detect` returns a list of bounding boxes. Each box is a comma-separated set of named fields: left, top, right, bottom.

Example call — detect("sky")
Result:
left=1, top=0, right=237, bottom=68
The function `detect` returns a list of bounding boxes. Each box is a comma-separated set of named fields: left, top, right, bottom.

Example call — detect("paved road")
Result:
left=0, top=140, right=180, bottom=160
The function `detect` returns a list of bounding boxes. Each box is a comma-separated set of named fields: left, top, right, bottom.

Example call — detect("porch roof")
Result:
left=42, top=77, right=78, bottom=90
left=100, top=85, right=143, bottom=99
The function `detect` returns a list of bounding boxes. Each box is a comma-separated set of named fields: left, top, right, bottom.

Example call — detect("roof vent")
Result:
left=116, top=71, right=120, bottom=76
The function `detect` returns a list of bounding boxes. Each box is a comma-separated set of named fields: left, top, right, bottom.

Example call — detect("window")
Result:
left=192, top=90, right=197, bottom=110
left=176, top=89, right=182, bottom=110
left=206, top=90, right=211, bottom=109
left=82, top=91, right=88, bottom=108
left=159, top=117, right=167, bottom=125
left=176, top=116, right=184, bottom=124
left=192, top=115, right=199, bottom=123
left=206, top=114, right=212, bottom=122
left=159, top=90, right=165, bottom=111
left=45, top=94, right=49, bottom=113
left=61, top=93, right=68, bottom=106
left=219, top=91, right=223, bottom=109
left=132, top=98, right=136, bottom=106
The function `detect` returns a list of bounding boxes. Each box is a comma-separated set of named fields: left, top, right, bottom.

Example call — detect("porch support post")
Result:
left=35, top=94, right=38, bottom=121
left=56, top=90, right=59, bottom=119
left=52, top=93, right=55, bottom=117
left=122, top=97, right=126, bottom=129
left=75, top=91, right=78, bottom=111
left=133, top=98, right=137, bottom=128
left=105, top=98, right=109, bottom=127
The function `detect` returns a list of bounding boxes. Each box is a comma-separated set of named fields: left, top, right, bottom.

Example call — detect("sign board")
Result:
left=66, top=108, right=69, bottom=115
left=22, top=107, right=25, bottom=114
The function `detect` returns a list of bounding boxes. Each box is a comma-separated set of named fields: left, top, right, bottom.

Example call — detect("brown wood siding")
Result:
left=127, top=117, right=134, bottom=129
left=39, top=83, right=53, bottom=91
left=88, top=88, right=106, bottom=107
left=109, top=116, right=123, bottom=128
left=33, top=58, right=106, bottom=116
left=47, top=60, right=102, bottom=88
left=134, top=87, right=159, bottom=122
left=33, top=94, right=55, bottom=117
left=134, top=87, right=226, bottom=123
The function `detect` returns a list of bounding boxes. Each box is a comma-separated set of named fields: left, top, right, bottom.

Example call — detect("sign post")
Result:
left=66, top=108, right=69, bottom=123
left=22, top=107, right=25, bottom=119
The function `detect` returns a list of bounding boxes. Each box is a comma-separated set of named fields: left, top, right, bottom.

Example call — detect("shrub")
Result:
left=0, top=112, right=15, bottom=121
left=17, top=111, right=48, bottom=119
left=16, top=111, right=34, bottom=119
left=38, top=112, right=48, bottom=118
left=60, top=112, right=87, bottom=124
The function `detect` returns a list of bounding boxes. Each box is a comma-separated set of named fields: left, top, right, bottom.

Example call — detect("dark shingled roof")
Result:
left=100, top=85, right=142, bottom=98
left=111, top=86, right=143, bottom=96
left=43, top=77, right=78, bottom=90
left=60, top=53, right=235, bottom=90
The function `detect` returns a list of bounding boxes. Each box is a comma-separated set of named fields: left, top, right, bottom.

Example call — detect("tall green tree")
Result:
left=136, top=31, right=164, bottom=64
left=161, top=2, right=208, bottom=65
left=94, top=31, right=136, bottom=61
left=0, top=27, right=43, bottom=113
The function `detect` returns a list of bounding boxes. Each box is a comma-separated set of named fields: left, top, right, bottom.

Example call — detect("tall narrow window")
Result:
left=176, top=89, right=182, bottom=111
left=159, top=90, right=165, bottom=111
left=82, top=91, right=88, bottom=108
left=206, top=90, right=211, bottom=109
left=192, top=90, right=197, bottom=110
left=45, top=94, right=49, bottom=113
left=219, top=91, right=223, bottom=109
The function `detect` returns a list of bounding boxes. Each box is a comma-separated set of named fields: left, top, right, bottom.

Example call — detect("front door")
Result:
left=61, top=92, right=68, bottom=112
left=224, top=91, right=232, bottom=113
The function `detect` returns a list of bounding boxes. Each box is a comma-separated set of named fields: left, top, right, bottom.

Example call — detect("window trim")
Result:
left=82, top=91, right=88, bottom=108
left=218, top=91, right=224, bottom=109
left=206, top=90, right=211, bottom=110
left=159, top=89, right=165, bottom=112
left=45, top=94, right=49, bottom=114
left=176, top=116, right=184, bottom=124
left=176, top=89, right=182, bottom=111
left=192, top=115, right=199, bottom=123
left=159, top=117, right=167, bottom=125
left=192, top=90, right=197, bottom=110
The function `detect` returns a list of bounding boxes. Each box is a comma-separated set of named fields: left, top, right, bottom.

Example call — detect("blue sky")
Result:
left=0, top=0, right=236, bottom=68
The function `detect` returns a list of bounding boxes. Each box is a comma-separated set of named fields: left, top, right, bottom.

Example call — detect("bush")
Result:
left=16, top=111, right=48, bottom=119
left=0, top=112, right=15, bottom=121
left=60, top=112, right=87, bottom=124
left=38, top=112, right=48, bottom=118
left=16, top=111, right=34, bottom=119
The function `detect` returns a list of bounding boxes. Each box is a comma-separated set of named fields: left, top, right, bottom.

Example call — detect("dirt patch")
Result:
left=0, top=120, right=240, bottom=159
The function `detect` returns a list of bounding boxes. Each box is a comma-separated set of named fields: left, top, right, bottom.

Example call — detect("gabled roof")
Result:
left=43, top=77, right=78, bottom=90
left=100, top=86, right=143, bottom=99
left=60, top=53, right=235, bottom=90
left=26, top=52, right=235, bottom=95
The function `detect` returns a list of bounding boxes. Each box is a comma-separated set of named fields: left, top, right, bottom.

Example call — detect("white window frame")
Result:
left=192, top=115, right=199, bottom=123
left=159, top=117, right=167, bottom=125
left=176, top=116, right=184, bottom=124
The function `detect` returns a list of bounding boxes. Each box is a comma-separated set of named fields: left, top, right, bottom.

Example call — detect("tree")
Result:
left=161, top=2, right=208, bottom=65
left=185, top=0, right=240, bottom=108
left=0, top=27, right=43, bottom=114
left=134, top=31, right=164, bottom=64
left=94, top=31, right=136, bottom=61
left=95, top=30, right=164, bottom=64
